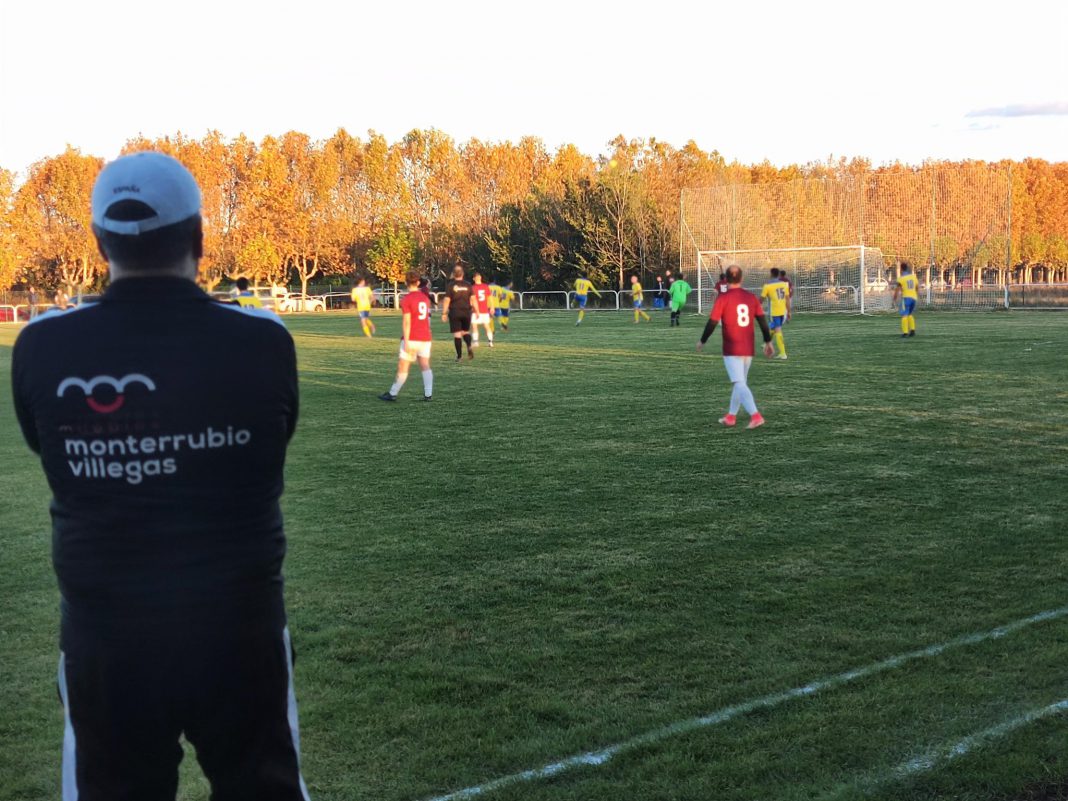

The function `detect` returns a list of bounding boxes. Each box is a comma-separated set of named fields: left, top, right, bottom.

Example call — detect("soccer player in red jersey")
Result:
left=470, top=272, right=494, bottom=348
left=696, top=265, right=774, bottom=429
left=715, top=272, right=730, bottom=295
left=380, top=272, right=434, bottom=402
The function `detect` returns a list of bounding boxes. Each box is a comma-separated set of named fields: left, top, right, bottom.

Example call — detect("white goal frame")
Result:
left=696, top=245, right=886, bottom=314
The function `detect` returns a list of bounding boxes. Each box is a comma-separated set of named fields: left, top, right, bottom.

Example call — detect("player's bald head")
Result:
left=726, top=265, right=743, bottom=285
left=453, top=265, right=465, bottom=279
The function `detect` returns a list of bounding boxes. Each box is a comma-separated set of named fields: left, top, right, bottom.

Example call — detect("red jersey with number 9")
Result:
left=401, top=290, right=433, bottom=341
left=709, top=288, right=765, bottom=356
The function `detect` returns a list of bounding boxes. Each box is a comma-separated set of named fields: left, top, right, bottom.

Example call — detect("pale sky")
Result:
left=1, top=0, right=1066, bottom=177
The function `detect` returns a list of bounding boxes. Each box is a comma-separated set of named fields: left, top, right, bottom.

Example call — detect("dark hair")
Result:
left=406, top=271, right=421, bottom=286
left=94, top=201, right=202, bottom=272
left=770, top=268, right=780, bottom=278
left=901, top=261, right=912, bottom=273
left=235, top=277, right=250, bottom=291
left=726, top=265, right=743, bottom=284
left=719, top=273, right=726, bottom=280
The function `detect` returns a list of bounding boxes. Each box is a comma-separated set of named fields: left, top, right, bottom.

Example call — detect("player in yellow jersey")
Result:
left=351, top=278, right=376, bottom=337
left=573, top=275, right=601, bottom=325
left=893, top=263, right=919, bottom=338
left=629, top=275, right=651, bottom=323
left=760, top=268, right=791, bottom=359
left=495, top=280, right=516, bottom=331
left=232, top=277, right=263, bottom=308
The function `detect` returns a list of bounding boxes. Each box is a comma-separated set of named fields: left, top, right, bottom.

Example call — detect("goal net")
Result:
left=681, top=165, right=1012, bottom=313
left=697, top=246, right=891, bottom=313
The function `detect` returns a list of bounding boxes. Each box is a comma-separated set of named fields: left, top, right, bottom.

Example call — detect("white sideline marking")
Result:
left=827, top=698, right=1068, bottom=798
left=422, top=605, right=1068, bottom=801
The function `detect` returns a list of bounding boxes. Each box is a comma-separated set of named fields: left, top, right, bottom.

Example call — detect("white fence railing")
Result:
left=5, top=285, right=1068, bottom=324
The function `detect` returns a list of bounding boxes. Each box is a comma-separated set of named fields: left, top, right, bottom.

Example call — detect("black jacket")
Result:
left=12, top=277, right=299, bottom=625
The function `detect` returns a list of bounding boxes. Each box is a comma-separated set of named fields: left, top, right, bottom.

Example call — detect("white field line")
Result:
left=422, top=605, right=1068, bottom=801
left=826, top=698, right=1068, bottom=798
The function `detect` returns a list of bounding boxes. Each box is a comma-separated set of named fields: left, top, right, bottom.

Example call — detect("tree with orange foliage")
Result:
left=12, top=148, right=103, bottom=295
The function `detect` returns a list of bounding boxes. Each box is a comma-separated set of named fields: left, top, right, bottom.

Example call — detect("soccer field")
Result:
left=2, top=310, right=1067, bottom=801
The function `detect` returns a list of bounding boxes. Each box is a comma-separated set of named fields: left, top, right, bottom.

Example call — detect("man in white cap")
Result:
left=10, top=152, right=311, bottom=799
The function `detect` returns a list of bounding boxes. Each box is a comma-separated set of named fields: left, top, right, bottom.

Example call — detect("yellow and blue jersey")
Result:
left=487, top=284, right=501, bottom=310
left=235, top=292, right=263, bottom=309
left=497, top=287, right=516, bottom=310
left=574, top=278, right=598, bottom=297
left=897, top=274, right=919, bottom=300
left=761, top=280, right=790, bottom=318
left=351, top=286, right=373, bottom=312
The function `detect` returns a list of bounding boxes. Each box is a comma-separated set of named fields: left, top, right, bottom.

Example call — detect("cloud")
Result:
left=966, top=102, right=1068, bottom=118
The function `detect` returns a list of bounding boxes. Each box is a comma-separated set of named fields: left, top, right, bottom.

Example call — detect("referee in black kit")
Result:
left=441, top=263, right=475, bottom=361
left=11, top=152, right=310, bottom=800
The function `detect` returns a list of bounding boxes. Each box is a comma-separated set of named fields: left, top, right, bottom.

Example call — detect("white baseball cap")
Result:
left=91, top=151, right=202, bottom=235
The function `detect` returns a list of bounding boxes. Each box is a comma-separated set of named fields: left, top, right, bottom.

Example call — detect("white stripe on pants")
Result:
left=58, top=652, right=79, bottom=801
left=283, top=627, right=312, bottom=801
left=723, top=356, right=757, bottom=415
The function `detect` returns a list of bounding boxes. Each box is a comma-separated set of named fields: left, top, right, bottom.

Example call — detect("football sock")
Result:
left=454, top=338, right=463, bottom=358
left=487, top=331, right=493, bottom=344
left=472, top=328, right=479, bottom=344
left=731, top=382, right=757, bottom=415
left=578, top=310, right=585, bottom=322
left=422, top=369, right=433, bottom=396
left=389, top=373, right=407, bottom=396
left=774, top=331, right=786, bottom=355
left=634, top=310, right=640, bottom=322
left=909, top=315, right=916, bottom=332
left=463, top=334, right=473, bottom=352
left=901, top=316, right=909, bottom=335
left=641, top=310, right=650, bottom=321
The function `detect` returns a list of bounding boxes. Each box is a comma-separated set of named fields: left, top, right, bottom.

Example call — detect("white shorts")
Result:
left=400, top=340, right=432, bottom=362
left=473, top=313, right=491, bottom=325
left=723, top=356, right=752, bottom=384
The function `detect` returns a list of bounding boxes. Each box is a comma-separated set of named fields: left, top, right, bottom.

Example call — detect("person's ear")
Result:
left=92, top=228, right=109, bottom=263
left=192, top=217, right=204, bottom=260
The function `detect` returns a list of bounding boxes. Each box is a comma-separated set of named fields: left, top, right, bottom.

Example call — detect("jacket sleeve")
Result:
left=11, top=330, right=41, bottom=454
left=281, top=331, right=299, bottom=442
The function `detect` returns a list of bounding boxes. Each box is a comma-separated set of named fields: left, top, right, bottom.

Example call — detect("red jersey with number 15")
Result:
left=401, top=290, right=433, bottom=341
left=709, top=288, right=765, bottom=356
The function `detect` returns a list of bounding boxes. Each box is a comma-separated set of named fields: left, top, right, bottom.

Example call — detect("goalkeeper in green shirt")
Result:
left=669, top=277, right=692, bottom=326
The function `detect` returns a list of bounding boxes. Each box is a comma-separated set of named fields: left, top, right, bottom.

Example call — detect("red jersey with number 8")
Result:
left=709, top=288, right=765, bottom=356
left=401, top=290, right=433, bottom=341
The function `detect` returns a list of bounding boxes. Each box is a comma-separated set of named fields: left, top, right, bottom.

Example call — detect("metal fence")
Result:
left=5, top=285, right=1068, bottom=324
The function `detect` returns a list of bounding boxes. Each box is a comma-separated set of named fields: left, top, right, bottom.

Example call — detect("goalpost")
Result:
left=696, top=246, right=891, bottom=314
left=681, top=166, right=1013, bottom=314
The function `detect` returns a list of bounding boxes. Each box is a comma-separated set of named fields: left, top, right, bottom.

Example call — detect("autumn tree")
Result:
left=367, top=225, right=416, bottom=292
left=13, top=148, right=103, bottom=294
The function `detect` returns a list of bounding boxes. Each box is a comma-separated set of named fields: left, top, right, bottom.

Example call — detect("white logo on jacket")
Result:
left=57, top=374, right=156, bottom=414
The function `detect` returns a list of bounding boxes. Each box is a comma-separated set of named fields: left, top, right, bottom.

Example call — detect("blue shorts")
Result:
left=770, top=315, right=786, bottom=330
left=359, top=311, right=370, bottom=319
left=498, top=308, right=509, bottom=318
left=900, top=298, right=916, bottom=316
left=576, top=295, right=588, bottom=309
left=633, top=300, right=643, bottom=309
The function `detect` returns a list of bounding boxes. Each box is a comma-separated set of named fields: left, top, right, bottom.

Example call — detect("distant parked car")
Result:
left=372, top=286, right=400, bottom=308
left=278, top=292, right=326, bottom=312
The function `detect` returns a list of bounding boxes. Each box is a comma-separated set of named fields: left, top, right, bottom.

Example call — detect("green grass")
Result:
left=2, top=309, right=1067, bottom=801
